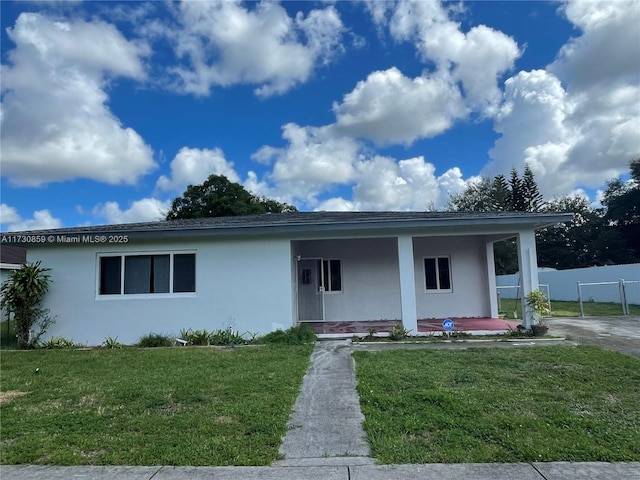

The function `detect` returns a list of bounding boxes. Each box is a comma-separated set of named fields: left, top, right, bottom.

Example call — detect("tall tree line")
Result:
left=447, top=161, right=640, bottom=274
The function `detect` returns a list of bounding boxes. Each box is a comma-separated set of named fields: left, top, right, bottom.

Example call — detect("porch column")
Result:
left=486, top=241, right=499, bottom=318
left=517, top=229, right=539, bottom=329
left=397, top=235, right=418, bottom=333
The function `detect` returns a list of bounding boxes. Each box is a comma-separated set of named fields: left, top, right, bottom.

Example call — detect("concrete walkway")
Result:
left=276, top=340, right=373, bottom=466
left=547, top=315, right=640, bottom=357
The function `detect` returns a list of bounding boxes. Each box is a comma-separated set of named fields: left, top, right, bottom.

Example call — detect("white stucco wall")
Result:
left=27, top=237, right=293, bottom=345
left=413, top=236, right=491, bottom=319
left=292, top=238, right=402, bottom=321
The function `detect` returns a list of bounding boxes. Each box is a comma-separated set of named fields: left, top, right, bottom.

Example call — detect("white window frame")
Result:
left=96, top=251, right=196, bottom=299
left=320, top=258, right=343, bottom=294
left=423, top=256, right=453, bottom=293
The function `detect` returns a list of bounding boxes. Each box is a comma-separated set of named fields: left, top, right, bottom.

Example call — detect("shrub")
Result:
left=137, top=333, right=174, bottom=348
left=40, top=336, right=80, bottom=349
left=179, top=328, right=211, bottom=346
left=102, top=336, right=124, bottom=349
left=179, top=327, right=247, bottom=346
left=0, top=262, right=55, bottom=349
left=389, top=322, right=410, bottom=341
left=209, top=326, right=245, bottom=346
left=259, top=323, right=316, bottom=345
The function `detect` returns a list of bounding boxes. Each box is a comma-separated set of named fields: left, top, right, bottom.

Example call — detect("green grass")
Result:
left=0, top=345, right=312, bottom=466
left=354, top=346, right=640, bottom=464
left=499, top=298, right=640, bottom=319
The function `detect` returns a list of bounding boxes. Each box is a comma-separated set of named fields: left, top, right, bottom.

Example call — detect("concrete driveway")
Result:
left=547, top=316, right=640, bottom=357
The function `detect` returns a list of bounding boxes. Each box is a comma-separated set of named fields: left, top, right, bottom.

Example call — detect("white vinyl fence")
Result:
left=577, top=280, right=639, bottom=316
left=497, top=263, right=640, bottom=306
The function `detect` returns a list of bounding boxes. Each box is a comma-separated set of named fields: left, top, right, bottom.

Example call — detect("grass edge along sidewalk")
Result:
left=0, top=345, right=313, bottom=466
left=354, top=345, right=640, bottom=464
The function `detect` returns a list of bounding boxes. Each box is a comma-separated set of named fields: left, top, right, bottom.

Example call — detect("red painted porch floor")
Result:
left=305, top=318, right=521, bottom=336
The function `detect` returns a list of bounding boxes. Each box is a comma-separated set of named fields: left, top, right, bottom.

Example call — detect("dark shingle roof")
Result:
left=1, top=211, right=572, bottom=245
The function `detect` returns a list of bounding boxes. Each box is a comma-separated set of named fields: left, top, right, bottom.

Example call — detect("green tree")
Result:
left=446, top=176, right=494, bottom=212
left=0, top=261, right=54, bottom=349
left=447, top=162, right=640, bottom=271
left=538, top=195, right=602, bottom=269
left=447, top=166, right=546, bottom=273
left=538, top=194, right=637, bottom=268
left=166, top=175, right=297, bottom=220
left=448, top=167, right=543, bottom=213
left=491, top=174, right=511, bottom=211
left=522, top=165, right=544, bottom=212
left=601, top=158, right=640, bottom=258
left=509, top=167, right=526, bottom=211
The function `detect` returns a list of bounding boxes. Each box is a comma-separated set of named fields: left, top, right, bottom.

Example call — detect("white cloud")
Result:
left=551, top=0, right=640, bottom=90
left=333, top=67, right=466, bottom=145
left=486, top=0, right=640, bottom=199
left=488, top=69, right=572, bottom=182
left=156, top=147, right=239, bottom=192
left=252, top=133, right=470, bottom=211
left=243, top=170, right=296, bottom=207
left=0, top=204, right=22, bottom=225
left=169, top=0, right=344, bottom=97
left=372, top=0, right=520, bottom=114
left=3, top=208, right=63, bottom=232
left=0, top=13, right=155, bottom=186
left=92, top=198, right=170, bottom=225
left=450, top=25, right=521, bottom=114
left=252, top=123, right=360, bottom=204
left=354, top=156, right=438, bottom=210
left=317, top=157, right=466, bottom=212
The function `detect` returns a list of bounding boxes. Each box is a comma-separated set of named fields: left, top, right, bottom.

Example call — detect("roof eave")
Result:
left=2, top=213, right=574, bottom=244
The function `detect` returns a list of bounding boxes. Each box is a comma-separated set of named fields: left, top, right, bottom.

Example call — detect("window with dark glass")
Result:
left=100, top=256, right=121, bottom=295
left=424, top=257, right=452, bottom=291
left=99, top=253, right=195, bottom=295
left=318, top=259, right=342, bottom=292
left=124, top=255, right=170, bottom=294
left=173, top=254, right=196, bottom=293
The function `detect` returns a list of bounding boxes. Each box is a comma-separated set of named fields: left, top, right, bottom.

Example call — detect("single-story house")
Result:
left=2, top=211, right=571, bottom=345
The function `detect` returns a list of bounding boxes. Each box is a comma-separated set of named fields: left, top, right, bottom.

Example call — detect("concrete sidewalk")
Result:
left=2, top=462, right=640, bottom=479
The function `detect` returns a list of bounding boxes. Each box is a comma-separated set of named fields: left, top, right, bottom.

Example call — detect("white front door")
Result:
left=297, top=259, right=324, bottom=321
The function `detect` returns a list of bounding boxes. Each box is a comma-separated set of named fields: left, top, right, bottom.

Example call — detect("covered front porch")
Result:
left=305, top=318, right=521, bottom=337
left=291, top=226, right=541, bottom=333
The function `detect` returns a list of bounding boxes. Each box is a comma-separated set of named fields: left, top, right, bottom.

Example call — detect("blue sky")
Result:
left=1, top=0, right=639, bottom=231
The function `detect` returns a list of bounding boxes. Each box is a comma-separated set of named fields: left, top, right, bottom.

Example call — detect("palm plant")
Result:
left=0, top=261, right=54, bottom=349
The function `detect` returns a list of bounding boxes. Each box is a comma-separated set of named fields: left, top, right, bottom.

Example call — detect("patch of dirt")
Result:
left=215, top=415, right=235, bottom=424
left=0, top=390, right=29, bottom=404
left=81, top=449, right=107, bottom=459
left=78, top=394, right=98, bottom=407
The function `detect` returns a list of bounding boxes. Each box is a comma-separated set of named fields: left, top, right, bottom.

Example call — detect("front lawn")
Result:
left=499, top=299, right=639, bottom=318
left=354, top=346, right=640, bottom=463
left=0, top=346, right=312, bottom=465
